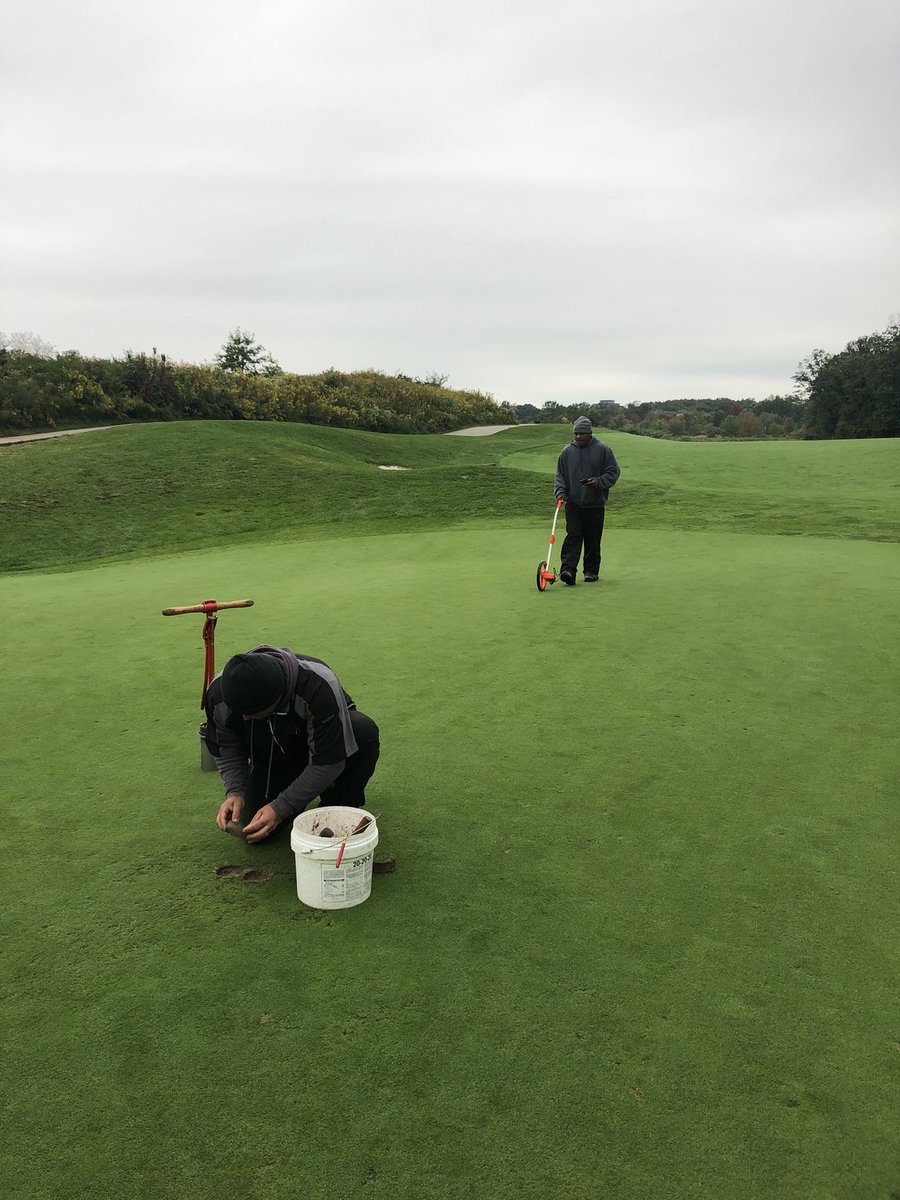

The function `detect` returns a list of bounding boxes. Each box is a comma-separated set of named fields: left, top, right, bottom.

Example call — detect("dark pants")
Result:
left=244, top=710, right=380, bottom=828
left=561, top=504, right=606, bottom=577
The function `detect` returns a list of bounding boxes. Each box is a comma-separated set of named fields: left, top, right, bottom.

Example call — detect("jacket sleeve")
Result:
left=598, top=445, right=620, bottom=490
left=269, top=761, right=345, bottom=822
left=554, top=451, right=568, bottom=499
left=216, top=745, right=252, bottom=800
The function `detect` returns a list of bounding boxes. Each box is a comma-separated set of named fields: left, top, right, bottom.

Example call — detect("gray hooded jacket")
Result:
left=554, top=436, right=620, bottom=508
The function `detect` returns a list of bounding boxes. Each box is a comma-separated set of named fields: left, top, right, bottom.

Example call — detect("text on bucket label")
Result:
left=321, top=853, right=373, bottom=903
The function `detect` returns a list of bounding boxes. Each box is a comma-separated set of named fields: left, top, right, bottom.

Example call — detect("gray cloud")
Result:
left=2, top=0, right=898, bottom=405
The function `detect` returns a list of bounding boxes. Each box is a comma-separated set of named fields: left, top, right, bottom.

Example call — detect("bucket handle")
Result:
left=297, top=825, right=377, bottom=855
left=297, top=843, right=372, bottom=857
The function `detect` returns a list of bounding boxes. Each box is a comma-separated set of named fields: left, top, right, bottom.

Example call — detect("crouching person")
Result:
left=204, top=644, right=380, bottom=844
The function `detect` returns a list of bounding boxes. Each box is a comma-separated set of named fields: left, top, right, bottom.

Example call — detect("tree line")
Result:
left=517, top=320, right=898, bottom=440
left=1, top=320, right=896, bottom=439
left=515, top=395, right=807, bottom=439
left=792, top=320, right=899, bottom=439
left=0, top=340, right=513, bottom=435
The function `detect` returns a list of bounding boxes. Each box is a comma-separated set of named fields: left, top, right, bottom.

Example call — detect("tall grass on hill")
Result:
left=0, top=423, right=898, bottom=574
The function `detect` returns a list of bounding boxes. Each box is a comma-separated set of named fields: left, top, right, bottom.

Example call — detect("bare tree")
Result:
left=0, top=330, right=57, bottom=357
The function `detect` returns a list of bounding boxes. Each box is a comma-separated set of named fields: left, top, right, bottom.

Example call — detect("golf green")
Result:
left=3, top=516, right=898, bottom=1198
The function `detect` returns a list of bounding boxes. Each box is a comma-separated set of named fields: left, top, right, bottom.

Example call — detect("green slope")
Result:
left=503, top=427, right=900, bottom=540
left=2, top=423, right=899, bottom=573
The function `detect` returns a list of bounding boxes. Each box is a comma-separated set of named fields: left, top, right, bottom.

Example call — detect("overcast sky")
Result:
left=2, top=0, right=898, bottom=408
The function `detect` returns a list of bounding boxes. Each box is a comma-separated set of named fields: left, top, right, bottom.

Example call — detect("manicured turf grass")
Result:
left=1, top=422, right=897, bottom=573
left=2, top=426, right=899, bottom=1198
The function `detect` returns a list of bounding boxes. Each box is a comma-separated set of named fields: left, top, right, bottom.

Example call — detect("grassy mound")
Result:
left=1, top=423, right=898, bottom=573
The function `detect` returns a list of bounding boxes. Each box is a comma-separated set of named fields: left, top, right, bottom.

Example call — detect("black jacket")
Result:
left=203, top=645, right=359, bottom=819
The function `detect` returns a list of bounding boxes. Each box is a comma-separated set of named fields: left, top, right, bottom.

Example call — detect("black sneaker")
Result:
left=584, top=574, right=599, bottom=583
left=560, top=569, right=576, bottom=586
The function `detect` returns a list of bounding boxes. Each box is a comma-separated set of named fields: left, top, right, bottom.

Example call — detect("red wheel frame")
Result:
left=536, top=560, right=548, bottom=591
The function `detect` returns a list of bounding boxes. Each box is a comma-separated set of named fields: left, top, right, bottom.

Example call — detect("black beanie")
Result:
left=573, top=416, right=592, bottom=433
left=221, top=652, right=284, bottom=715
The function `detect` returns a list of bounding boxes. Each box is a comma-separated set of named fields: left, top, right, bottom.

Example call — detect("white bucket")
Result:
left=290, top=807, right=379, bottom=910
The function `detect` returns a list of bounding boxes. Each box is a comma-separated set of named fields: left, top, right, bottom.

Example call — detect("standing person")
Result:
left=554, top=416, right=621, bottom=585
left=203, top=645, right=380, bottom=844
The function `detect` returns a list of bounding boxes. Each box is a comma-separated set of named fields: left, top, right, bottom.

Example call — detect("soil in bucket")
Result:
left=290, top=807, right=378, bottom=910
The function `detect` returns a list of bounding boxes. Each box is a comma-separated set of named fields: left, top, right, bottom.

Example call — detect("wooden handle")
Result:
left=161, top=599, right=254, bottom=616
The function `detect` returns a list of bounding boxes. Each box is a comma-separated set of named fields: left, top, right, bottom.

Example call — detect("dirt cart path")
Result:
left=1, top=422, right=527, bottom=446
left=0, top=425, right=123, bottom=446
